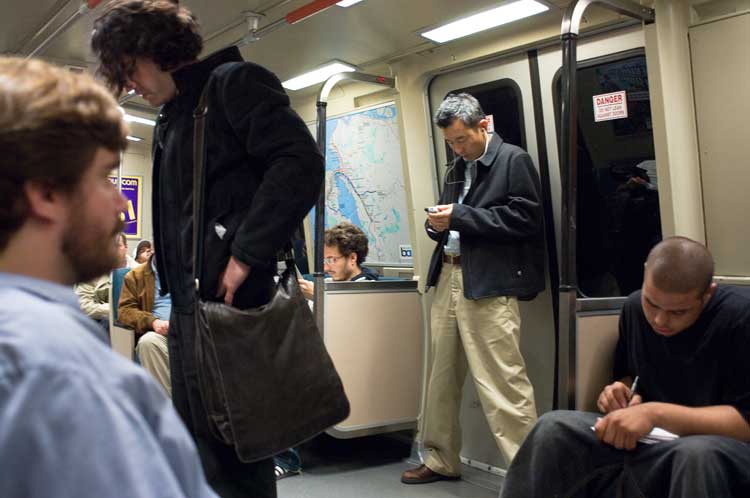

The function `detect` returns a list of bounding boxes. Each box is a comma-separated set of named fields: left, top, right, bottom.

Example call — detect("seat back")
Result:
left=109, top=267, right=135, bottom=360
left=111, top=267, right=131, bottom=322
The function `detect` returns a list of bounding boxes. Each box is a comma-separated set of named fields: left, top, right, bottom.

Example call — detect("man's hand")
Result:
left=594, top=403, right=654, bottom=450
left=426, top=204, right=454, bottom=232
left=597, top=381, right=642, bottom=413
left=298, top=278, right=314, bottom=301
left=152, top=319, right=169, bottom=335
left=217, top=256, right=251, bottom=306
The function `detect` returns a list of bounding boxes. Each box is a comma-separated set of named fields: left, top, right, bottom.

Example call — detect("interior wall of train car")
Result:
left=689, top=12, right=750, bottom=281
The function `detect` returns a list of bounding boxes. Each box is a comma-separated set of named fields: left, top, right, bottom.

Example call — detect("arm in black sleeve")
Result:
left=450, top=151, right=543, bottom=241
left=724, top=311, right=750, bottom=422
left=215, top=63, right=324, bottom=266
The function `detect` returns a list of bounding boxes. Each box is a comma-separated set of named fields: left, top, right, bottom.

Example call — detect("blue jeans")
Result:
left=500, top=410, right=750, bottom=498
left=274, top=448, right=301, bottom=472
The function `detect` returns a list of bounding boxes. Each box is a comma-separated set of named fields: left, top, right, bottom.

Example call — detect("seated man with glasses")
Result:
left=298, top=222, right=378, bottom=300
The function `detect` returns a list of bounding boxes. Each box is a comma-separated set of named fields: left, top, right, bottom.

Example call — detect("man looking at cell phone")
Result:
left=402, top=92, right=545, bottom=484
left=500, top=237, right=750, bottom=497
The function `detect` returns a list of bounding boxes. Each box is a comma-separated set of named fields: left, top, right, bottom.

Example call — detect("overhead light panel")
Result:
left=337, top=0, right=364, bottom=6
left=126, top=135, right=143, bottom=142
left=282, top=61, right=357, bottom=91
left=421, top=0, right=549, bottom=43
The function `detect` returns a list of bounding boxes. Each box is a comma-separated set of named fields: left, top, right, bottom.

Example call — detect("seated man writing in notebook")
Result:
left=501, top=236, right=750, bottom=498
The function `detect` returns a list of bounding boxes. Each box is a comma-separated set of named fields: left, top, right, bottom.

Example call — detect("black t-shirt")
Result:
left=614, top=286, right=750, bottom=421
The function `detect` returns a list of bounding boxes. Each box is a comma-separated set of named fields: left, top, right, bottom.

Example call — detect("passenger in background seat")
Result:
left=298, top=222, right=378, bottom=300
left=74, top=231, right=134, bottom=334
left=0, top=57, right=215, bottom=498
left=134, top=239, right=153, bottom=264
left=402, top=92, right=543, bottom=485
left=501, top=237, right=750, bottom=498
left=118, top=251, right=172, bottom=396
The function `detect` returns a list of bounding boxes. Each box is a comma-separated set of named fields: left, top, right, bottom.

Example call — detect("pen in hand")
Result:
left=628, top=375, right=640, bottom=405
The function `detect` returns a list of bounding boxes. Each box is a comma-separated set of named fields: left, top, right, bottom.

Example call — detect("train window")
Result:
left=438, top=79, right=525, bottom=184
left=553, top=50, right=661, bottom=298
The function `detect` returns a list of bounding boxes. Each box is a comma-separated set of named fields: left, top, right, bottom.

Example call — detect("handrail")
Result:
left=312, top=72, right=396, bottom=333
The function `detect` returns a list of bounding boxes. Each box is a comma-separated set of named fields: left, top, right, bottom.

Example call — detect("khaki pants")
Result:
left=422, top=263, right=537, bottom=476
left=136, top=331, right=171, bottom=397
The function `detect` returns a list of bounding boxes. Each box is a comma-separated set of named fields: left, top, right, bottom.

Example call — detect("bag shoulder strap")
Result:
left=192, top=80, right=211, bottom=293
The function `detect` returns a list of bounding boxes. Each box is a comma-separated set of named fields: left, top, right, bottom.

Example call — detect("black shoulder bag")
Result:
left=191, top=75, right=350, bottom=463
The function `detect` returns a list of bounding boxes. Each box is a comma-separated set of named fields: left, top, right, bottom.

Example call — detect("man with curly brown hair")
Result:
left=297, top=222, right=378, bottom=300
left=91, top=2, right=324, bottom=497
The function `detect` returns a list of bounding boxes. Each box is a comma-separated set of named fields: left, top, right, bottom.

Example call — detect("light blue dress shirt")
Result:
left=444, top=133, right=492, bottom=256
left=152, top=258, right=173, bottom=321
left=0, top=272, right=217, bottom=498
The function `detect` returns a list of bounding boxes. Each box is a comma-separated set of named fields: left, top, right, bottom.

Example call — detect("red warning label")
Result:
left=593, top=90, right=628, bottom=122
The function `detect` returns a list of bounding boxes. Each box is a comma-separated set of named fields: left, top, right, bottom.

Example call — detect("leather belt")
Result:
left=443, top=254, right=461, bottom=265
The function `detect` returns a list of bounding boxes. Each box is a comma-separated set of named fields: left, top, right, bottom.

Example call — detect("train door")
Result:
left=427, top=53, right=556, bottom=471
left=536, top=26, right=662, bottom=409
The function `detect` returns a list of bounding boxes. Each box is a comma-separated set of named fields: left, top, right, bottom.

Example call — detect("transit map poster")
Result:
left=108, top=175, right=142, bottom=238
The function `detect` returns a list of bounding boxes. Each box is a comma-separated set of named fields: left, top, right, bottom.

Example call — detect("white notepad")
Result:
left=591, top=419, right=679, bottom=445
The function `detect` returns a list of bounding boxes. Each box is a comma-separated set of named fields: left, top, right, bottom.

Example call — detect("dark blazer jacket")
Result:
left=425, top=134, right=545, bottom=300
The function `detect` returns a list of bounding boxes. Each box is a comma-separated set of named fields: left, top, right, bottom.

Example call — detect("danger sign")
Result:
left=593, top=90, right=628, bottom=122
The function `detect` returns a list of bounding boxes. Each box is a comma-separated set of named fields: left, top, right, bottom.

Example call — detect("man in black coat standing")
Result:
left=402, top=93, right=543, bottom=484
left=91, top=2, right=324, bottom=497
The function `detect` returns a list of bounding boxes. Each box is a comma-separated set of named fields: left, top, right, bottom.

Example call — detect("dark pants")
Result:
left=169, top=310, right=276, bottom=498
left=500, top=410, right=750, bottom=498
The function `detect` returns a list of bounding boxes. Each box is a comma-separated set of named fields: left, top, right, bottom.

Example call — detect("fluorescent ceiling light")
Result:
left=337, top=0, right=364, bottom=6
left=124, top=113, right=156, bottom=127
left=118, top=106, right=157, bottom=126
left=126, top=135, right=143, bottom=142
left=282, top=61, right=357, bottom=91
left=421, top=0, right=549, bottom=43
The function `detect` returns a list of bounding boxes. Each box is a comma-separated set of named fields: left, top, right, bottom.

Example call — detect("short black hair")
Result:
left=646, top=236, right=714, bottom=296
left=434, top=93, right=485, bottom=128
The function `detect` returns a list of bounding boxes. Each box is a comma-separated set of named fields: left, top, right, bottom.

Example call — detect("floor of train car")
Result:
left=277, top=432, right=502, bottom=498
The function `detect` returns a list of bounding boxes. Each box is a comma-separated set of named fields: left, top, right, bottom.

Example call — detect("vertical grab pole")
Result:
left=314, top=101, right=328, bottom=333
left=558, top=31, right=579, bottom=411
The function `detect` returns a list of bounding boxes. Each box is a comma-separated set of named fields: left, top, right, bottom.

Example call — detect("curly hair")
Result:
left=0, top=57, right=128, bottom=251
left=324, top=222, right=369, bottom=264
left=91, top=0, right=203, bottom=94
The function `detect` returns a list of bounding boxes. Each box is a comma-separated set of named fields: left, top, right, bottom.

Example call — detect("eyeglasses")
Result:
left=323, top=256, right=343, bottom=265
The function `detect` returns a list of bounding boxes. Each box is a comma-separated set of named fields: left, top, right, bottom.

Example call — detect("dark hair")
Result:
left=91, top=0, right=203, bottom=94
left=135, top=239, right=152, bottom=257
left=646, top=236, right=714, bottom=296
left=434, top=93, right=485, bottom=128
left=324, top=222, right=369, bottom=264
left=0, top=57, right=128, bottom=251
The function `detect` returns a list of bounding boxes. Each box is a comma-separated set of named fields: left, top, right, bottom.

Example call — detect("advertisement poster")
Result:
left=109, top=175, right=142, bottom=238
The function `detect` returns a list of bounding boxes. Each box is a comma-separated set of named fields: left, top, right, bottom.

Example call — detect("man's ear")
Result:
left=23, top=181, right=69, bottom=224
left=349, top=252, right=358, bottom=265
left=477, top=118, right=490, bottom=131
left=703, top=282, right=718, bottom=305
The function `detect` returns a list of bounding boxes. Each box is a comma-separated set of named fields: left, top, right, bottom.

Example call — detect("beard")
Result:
left=62, top=204, right=126, bottom=284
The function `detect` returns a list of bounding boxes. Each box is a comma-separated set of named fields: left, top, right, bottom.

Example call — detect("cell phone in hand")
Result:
left=424, top=206, right=439, bottom=213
